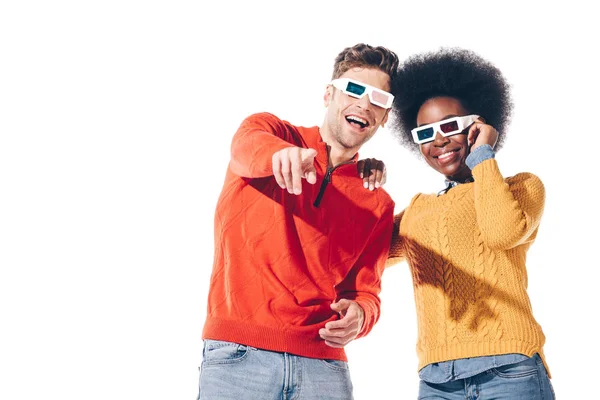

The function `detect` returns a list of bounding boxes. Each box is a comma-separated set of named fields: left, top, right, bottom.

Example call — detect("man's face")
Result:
left=322, top=67, right=391, bottom=152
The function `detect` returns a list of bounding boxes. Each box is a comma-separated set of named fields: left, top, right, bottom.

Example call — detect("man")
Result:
left=198, top=43, right=398, bottom=400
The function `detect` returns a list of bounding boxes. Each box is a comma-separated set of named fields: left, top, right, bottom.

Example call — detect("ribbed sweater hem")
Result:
left=202, top=317, right=348, bottom=361
left=418, top=340, right=551, bottom=378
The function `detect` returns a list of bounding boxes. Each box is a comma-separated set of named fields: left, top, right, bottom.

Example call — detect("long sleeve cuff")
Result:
left=466, top=144, right=495, bottom=170
left=353, top=297, right=378, bottom=338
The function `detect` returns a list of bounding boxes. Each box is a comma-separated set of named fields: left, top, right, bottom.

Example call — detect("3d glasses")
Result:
left=411, top=115, right=480, bottom=144
left=330, top=78, right=394, bottom=109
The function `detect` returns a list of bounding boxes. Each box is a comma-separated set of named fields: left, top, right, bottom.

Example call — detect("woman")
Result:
left=383, top=48, right=554, bottom=399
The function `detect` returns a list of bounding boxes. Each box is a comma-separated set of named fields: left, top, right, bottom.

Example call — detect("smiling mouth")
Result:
left=435, top=149, right=459, bottom=159
left=345, top=115, right=369, bottom=129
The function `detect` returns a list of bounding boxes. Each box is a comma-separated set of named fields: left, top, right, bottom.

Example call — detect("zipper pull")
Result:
left=323, top=168, right=333, bottom=183
left=313, top=168, right=333, bottom=207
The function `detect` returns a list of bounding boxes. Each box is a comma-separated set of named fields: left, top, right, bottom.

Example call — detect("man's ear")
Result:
left=380, top=109, right=390, bottom=127
left=324, top=85, right=333, bottom=107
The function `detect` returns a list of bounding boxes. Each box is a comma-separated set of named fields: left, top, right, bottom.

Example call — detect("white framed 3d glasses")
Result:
left=411, top=115, right=480, bottom=144
left=330, top=78, right=394, bottom=109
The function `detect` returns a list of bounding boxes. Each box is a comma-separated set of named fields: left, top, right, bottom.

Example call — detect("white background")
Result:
left=1, top=1, right=598, bottom=399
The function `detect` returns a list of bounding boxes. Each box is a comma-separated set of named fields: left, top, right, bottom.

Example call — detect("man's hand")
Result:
left=319, top=299, right=365, bottom=348
left=272, top=147, right=318, bottom=195
left=357, top=158, right=386, bottom=191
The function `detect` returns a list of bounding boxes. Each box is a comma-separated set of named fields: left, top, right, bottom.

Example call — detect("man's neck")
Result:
left=327, top=145, right=356, bottom=167
left=319, top=126, right=358, bottom=167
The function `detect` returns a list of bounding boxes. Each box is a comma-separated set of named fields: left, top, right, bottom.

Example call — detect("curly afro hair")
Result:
left=390, top=47, right=513, bottom=156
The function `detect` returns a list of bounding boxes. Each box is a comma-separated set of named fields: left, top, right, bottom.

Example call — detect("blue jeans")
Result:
left=418, top=353, right=555, bottom=399
left=197, top=339, right=354, bottom=400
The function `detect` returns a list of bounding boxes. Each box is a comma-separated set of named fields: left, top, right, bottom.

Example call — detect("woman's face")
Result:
left=416, top=96, right=473, bottom=182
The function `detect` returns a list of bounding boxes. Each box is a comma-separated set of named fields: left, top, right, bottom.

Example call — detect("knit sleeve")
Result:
left=335, top=202, right=395, bottom=339
left=229, top=112, right=298, bottom=178
left=386, top=210, right=405, bottom=267
left=472, top=158, right=545, bottom=250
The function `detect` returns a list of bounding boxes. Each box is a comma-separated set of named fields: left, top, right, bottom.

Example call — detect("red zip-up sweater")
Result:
left=202, top=112, right=394, bottom=361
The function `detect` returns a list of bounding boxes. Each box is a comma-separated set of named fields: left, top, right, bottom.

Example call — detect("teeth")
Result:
left=346, top=115, right=367, bottom=125
left=438, top=152, right=454, bottom=159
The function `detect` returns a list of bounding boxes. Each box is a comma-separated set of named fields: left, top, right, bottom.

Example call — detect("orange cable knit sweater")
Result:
left=202, top=113, right=395, bottom=361
left=387, top=158, right=550, bottom=376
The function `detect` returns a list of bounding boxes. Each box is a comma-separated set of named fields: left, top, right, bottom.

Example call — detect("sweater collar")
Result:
left=437, top=176, right=474, bottom=196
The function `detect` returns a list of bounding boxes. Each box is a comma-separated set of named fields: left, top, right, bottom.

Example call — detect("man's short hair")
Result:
left=332, top=43, right=399, bottom=87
